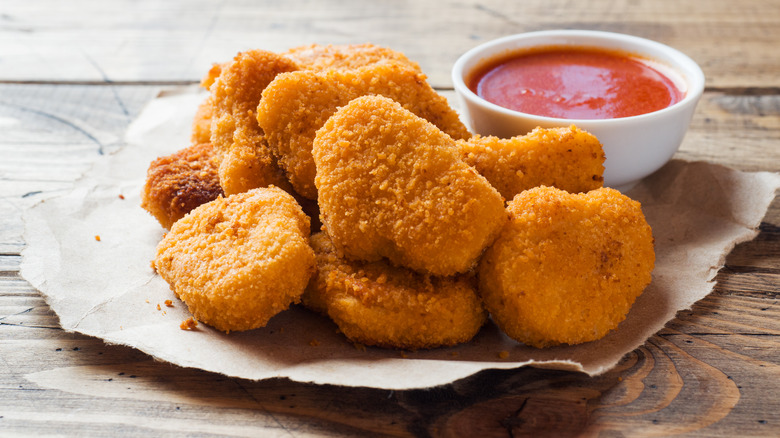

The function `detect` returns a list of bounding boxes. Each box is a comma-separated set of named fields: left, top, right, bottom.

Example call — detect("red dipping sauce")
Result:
left=468, top=47, right=684, bottom=119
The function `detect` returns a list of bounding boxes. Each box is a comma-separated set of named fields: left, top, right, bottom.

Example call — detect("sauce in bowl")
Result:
left=468, top=47, right=684, bottom=120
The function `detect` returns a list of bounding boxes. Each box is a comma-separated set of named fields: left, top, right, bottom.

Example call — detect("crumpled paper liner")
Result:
left=20, top=87, right=780, bottom=389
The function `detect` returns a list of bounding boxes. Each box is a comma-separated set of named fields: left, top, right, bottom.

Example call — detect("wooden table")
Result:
left=2, top=1, right=779, bottom=436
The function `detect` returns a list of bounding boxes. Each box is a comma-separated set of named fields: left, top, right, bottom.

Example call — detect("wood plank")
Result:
left=3, top=289, right=780, bottom=436
left=1, top=0, right=778, bottom=88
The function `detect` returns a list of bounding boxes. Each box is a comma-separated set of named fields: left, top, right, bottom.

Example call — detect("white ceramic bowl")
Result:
left=452, top=30, right=705, bottom=191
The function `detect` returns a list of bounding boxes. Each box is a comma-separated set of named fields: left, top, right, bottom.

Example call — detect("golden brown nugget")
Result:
left=304, top=233, right=486, bottom=350
left=478, top=186, right=655, bottom=348
left=458, top=126, right=605, bottom=200
left=141, top=143, right=224, bottom=230
left=153, top=187, right=316, bottom=333
left=200, top=62, right=225, bottom=89
left=190, top=62, right=227, bottom=145
left=190, top=96, right=214, bottom=145
left=257, top=61, right=471, bottom=199
left=210, top=50, right=298, bottom=195
left=284, top=43, right=421, bottom=72
left=313, top=95, right=507, bottom=276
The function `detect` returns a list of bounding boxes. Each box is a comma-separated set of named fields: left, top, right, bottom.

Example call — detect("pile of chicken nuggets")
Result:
left=143, top=44, right=655, bottom=350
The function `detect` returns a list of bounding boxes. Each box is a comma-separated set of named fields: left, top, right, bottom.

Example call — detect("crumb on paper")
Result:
left=156, top=303, right=161, bottom=311
left=94, top=235, right=101, bottom=242
left=145, top=299, right=150, bottom=304
left=498, top=350, right=509, bottom=359
left=309, top=339, right=320, bottom=347
left=118, top=194, right=125, bottom=200
left=180, top=317, right=198, bottom=330
left=164, top=300, right=173, bottom=307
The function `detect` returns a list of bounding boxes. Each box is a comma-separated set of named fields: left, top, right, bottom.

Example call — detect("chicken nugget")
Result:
left=210, top=50, right=298, bottom=195
left=304, top=232, right=486, bottom=350
left=190, top=96, right=214, bottom=145
left=190, top=62, right=227, bottom=145
left=458, top=126, right=605, bottom=200
left=313, top=95, right=507, bottom=276
left=200, top=62, right=225, bottom=89
left=153, top=187, right=316, bottom=332
left=257, top=61, right=471, bottom=199
left=141, top=142, right=224, bottom=230
left=191, top=63, right=228, bottom=144
left=478, top=186, right=655, bottom=348
left=284, top=43, right=421, bottom=72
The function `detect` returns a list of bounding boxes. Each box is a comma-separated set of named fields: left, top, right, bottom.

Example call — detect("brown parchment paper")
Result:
left=20, top=87, right=780, bottom=389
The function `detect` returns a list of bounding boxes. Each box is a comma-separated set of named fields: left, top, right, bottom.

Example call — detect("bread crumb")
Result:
left=145, top=299, right=150, bottom=304
left=352, top=342, right=366, bottom=352
left=180, top=317, right=198, bottom=330
left=498, top=350, right=509, bottom=359
left=309, top=339, right=320, bottom=347
left=156, top=303, right=161, bottom=311
left=400, top=351, right=408, bottom=358
left=450, top=351, right=459, bottom=357
left=94, top=235, right=101, bottom=242
left=164, top=300, right=174, bottom=307
left=118, top=194, right=125, bottom=200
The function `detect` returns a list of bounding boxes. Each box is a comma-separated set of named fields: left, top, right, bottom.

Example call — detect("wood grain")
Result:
left=2, top=0, right=779, bottom=88
left=2, top=0, right=780, bottom=435
left=4, top=287, right=779, bottom=436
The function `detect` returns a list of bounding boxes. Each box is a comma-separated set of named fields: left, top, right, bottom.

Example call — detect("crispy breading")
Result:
left=190, top=62, right=227, bottom=145
left=313, top=95, right=506, bottom=276
left=303, top=232, right=486, bottom=349
left=478, top=186, right=655, bottom=348
left=200, top=62, right=225, bottom=89
left=458, top=125, right=605, bottom=199
left=141, top=142, right=224, bottom=229
left=153, top=187, right=316, bottom=332
left=284, top=43, right=421, bottom=72
left=190, top=96, right=214, bottom=145
left=257, top=61, right=471, bottom=199
left=209, top=50, right=298, bottom=195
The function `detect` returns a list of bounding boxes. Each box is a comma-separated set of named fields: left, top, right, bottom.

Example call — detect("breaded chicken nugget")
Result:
left=283, top=43, right=421, bottom=72
left=200, top=62, right=225, bottom=89
left=257, top=61, right=471, bottom=199
left=141, top=142, right=224, bottom=230
left=153, top=187, right=316, bottom=332
left=191, top=96, right=214, bottom=145
left=478, top=186, right=655, bottom=348
left=458, top=126, right=605, bottom=200
left=304, top=232, right=487, bottom=349
left=210, top=50, right=298, bottom=195
left=190, top=62, right=227, bottom=144
left=313, top=95, right=507, bottom=276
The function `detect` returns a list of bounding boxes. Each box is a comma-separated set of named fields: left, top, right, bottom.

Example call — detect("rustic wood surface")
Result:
left=1, top=1, right=779, bottom=436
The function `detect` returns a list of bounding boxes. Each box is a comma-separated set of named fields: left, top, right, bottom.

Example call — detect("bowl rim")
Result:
left=452, top=29, right=706, bottom=125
